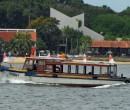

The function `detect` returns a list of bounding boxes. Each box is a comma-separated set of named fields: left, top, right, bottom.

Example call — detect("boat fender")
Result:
left=125, top=80, right=130, bottom=83
left=52, top=74, right=58, bottom=78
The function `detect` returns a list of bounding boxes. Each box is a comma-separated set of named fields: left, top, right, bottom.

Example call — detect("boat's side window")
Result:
left=24, top=60, right=33, bottom=69
left=33, top=60, right=39, bottom=70
left=36, top=61, right=44, bottom=71
left=38, top=61, right=43, bottom=65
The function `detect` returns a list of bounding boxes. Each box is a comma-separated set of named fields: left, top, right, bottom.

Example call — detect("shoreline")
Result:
left=12, top=57, right=26, bottom=64
left=11, top=57, right=130, bottom=65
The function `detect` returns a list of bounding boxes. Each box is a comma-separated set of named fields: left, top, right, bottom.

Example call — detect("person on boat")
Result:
left=8, top=52, right=13, bottom=67
left=30, top=46, right=36, bottom=57
left=61, top=53, right=66, bottom=58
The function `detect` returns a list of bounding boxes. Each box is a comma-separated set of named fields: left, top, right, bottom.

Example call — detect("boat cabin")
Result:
left=22, top=57, right=117, bottom=79
left=22, top=57, right=66, bottom=72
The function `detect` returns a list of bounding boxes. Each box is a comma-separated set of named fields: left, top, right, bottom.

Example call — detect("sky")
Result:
left=83, top=0, right=130, bottom=12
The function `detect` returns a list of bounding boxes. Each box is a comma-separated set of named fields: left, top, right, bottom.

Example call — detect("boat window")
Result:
left=33, top=60, right=39, bottom=70
left=109, top=65, right=117, bottom=76
left=25, top=60, right=33, bottom=65
left=38, top=60, right=44, bottom=65
left=23, top=60, right=33, bottom=69
left=78, top=66, right=83, bottom=74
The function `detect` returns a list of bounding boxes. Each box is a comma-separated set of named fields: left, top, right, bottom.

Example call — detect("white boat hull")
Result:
left=6, top=74, right=126, bottom=87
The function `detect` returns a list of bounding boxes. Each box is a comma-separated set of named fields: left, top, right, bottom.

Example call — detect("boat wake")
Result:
left=93, top=83, right=126, bottom=89
left=0, top=73, right=33, bottom=84
left=5, top=78, right=33, bottom=84
left=0, top=75, right=59, bottom=85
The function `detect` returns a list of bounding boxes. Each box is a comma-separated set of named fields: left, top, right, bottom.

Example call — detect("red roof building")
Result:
left=91, top=40, right=130, bottom=48
left=91, top=40, right=130, bottom=56
left=0, top=29, right=36, bottom=42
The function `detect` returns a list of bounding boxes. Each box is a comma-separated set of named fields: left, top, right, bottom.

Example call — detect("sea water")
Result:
left=0, top=64, right=130, bottom=110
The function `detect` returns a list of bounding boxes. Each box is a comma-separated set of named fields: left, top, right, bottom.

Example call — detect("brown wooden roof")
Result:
left=91, top=40, right=130, bottom=48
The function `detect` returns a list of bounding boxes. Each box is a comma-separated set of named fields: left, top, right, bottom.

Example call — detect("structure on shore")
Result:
left=0, top=29, right=36, bottom=42
left=91, top=40, right=130, bottom=56
left=50, top=7, right=104, bottom=40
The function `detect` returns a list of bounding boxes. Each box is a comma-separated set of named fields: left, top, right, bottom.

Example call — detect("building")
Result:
left=91, top=40, right=130, bottom=56
left=50, top=8, right=104, bottom=40
left=0, top=29, right=36, bottom=42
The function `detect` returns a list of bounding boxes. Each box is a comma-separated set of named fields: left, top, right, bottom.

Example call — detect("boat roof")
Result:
left=25, top=57, right=66, bottom=61
left=62, top=61, right=115, bottom=67
left=25, top=57, right=116, bottom=67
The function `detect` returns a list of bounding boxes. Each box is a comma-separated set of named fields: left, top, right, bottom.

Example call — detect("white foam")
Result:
left=94, top=85, right=111, bottom=88
left=93, top=83, right=126, bottom=89
left=2, top=78, right=33, bottom=84
left=7, top=79, right=29, bottom=83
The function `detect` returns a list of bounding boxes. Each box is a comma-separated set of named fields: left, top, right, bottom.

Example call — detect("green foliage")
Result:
left=36, top=38, right=47, bottom=50
left=8, top=32, right=32, bottom=55
left=121, top=17, right=130, bottom=36
left=62, top=26, right=83, bottom=54
left=71, top=0, right=84, bottom=8
left=79, top=35, right=92, bottom=53
left=104, top=34, right=116, bottom=41
left=57, top=0, right=71, bottom=5
left=120, top=7, right=130, bottom=17
left=91, top=14, right=126, bottom=36
left=28, top=16, right=62, bottom=51
left=0, top=1, right=28, bottom=28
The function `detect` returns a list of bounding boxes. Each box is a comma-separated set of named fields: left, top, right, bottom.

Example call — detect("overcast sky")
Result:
left=83, top=0, right=130, bottom=12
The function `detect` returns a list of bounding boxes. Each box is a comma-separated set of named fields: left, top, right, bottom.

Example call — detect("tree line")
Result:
left=0, top=0, right=130, bottom=54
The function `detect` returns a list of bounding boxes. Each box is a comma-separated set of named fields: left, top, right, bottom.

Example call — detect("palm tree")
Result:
left=79, top=35, right=92, bottom=54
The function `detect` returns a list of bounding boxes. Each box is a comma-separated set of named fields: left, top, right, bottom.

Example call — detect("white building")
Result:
left=50, top=8, right=104, bottom=40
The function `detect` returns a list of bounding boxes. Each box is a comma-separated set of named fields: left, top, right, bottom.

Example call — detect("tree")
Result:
left=6, top=2, right=27, bottom=28
left=62, top=26, right=83, bottom=54
left=91, top=14, right=125, bottom=37
left=28, top=16, right=62, bottom=51
left=0, top=7, right=8, bottom=28
left=79, top=35, right=92, bottom=53
left=120, top=7, right=130, bottom=17
left=71, top=0, right=84, bottom=8
left=36, top=38, right=47, bottom=50
left=8, top=32, right=33, bottom=56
